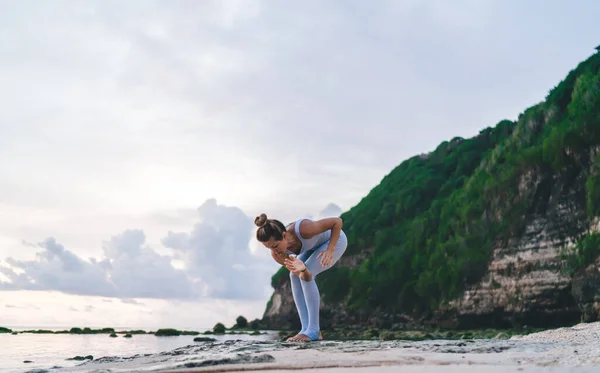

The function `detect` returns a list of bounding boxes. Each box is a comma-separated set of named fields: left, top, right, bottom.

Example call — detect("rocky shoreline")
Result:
left=39, top=321, right=600, bottom=373
left=1, top=321, right=266, bottom=338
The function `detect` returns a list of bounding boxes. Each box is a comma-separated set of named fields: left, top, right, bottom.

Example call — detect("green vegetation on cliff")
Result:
left=269, top=50, right=600, bottom=318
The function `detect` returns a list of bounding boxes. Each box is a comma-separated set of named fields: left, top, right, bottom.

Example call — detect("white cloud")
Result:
left=161, top=199, right=277, bottom=299
left=316, top=203, right=343, bottom=219
left=1, top=238, right=116, bottom=297
left=100, top=229, right=194, bottom=299
left=0, top=199, right=280, bottom=300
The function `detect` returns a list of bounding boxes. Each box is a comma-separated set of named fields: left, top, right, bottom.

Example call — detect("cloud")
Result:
left=5, top=0, right=584, bottom=223
left=100, top=229, right=193, bottom=299
left=161, top=199, right=277, bottom=299
left=0, top=199, right=282, bottom=300
left=121, top=298, right=144, bottom=306
left=0, top=231, right=194, bottom=300
left=316, top=203, right=343, bottom=219
left=3, top=303, right=39, bottom=310
left=1, top=238, right=116, bottom=297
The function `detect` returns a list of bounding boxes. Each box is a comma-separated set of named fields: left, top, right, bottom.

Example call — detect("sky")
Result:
left=0, top=0, right=598, bottom=330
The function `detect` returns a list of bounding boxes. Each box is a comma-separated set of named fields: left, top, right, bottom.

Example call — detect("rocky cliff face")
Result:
left=261, top=157, right=599, bottom=331
left=433, top=160, right=593, bottom=329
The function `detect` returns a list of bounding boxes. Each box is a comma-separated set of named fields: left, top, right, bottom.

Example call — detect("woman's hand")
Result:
left=317, top=248, right=335, bottom=267
left=284, top=256, right=307, bottom=274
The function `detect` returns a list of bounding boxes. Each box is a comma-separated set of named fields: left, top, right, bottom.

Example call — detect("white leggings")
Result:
left=289, top=231, right=347, bottom=340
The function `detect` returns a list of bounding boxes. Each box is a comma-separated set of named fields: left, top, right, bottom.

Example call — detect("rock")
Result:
left=213, top=323, right=226, bottom=334
left=194, top=337, right=217, bottom=342
left=67, top=355, right=93, bottom=361
left=181, top=354, right=274, bottom=368
left=23, top=360, right=33, bottom=363
left=109, top=333, right=117, bottom=338
left=155, top=328, right=181, bottom=336
left=571, top=256, right=600, bottom=322
left=432, top=165, right=589, bottom=329
left=124, top=333, right=132, bottom=338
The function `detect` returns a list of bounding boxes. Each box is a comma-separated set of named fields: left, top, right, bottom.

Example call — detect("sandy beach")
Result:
left=152, top=323, right=600, bottom=373
left=156, top=348, right=598, bottom=373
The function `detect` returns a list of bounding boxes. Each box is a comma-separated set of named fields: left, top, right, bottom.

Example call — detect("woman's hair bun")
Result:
left=254, top=213, right=268, bottom=228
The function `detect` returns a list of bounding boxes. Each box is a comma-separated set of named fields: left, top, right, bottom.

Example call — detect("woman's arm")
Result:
left=299, top=217, right=343, bottom=267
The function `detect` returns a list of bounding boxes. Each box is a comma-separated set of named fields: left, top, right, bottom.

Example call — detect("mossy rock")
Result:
left=194, top=337, right=217, bottom=342
left=109, top=333, right=118, bottom=338
left=213, top=323, right=226, bottom=334
left=67, top=355, right=93, bottom=361
left=155, top=328, right=181, bottom=336
left=124, top=334, right=132, bottom=338
left=180, top=330, right=200, bottom=335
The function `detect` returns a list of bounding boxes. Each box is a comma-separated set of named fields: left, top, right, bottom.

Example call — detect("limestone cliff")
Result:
left=260, top=49, right=600, bottom=331
left=434, top=151, right=596, bottom=329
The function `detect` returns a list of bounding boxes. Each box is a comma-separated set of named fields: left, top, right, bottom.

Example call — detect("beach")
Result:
left=24, top=322, right=597, bottom=373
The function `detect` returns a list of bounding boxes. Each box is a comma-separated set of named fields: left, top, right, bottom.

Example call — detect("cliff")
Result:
left=260, top=49, right=600, bottom=331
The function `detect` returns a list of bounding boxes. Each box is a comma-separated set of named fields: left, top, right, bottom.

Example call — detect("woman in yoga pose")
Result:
left=254, top=213, right=347, bottom=342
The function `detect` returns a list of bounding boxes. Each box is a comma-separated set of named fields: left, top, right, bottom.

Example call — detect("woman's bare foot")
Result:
left=286, top=332, right=322, bottom=342
left=286, top=332, right=303, bottom=342
left=286, top=334, right=300, bottom=342
left=290, top=333, right=311, bottom=342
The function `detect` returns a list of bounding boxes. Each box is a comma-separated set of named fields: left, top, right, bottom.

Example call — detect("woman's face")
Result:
left=262, top=232, right=289, bottom=256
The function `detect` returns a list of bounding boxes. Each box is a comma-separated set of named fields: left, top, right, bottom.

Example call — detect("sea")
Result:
left=0, top=325, right=279, bottom=373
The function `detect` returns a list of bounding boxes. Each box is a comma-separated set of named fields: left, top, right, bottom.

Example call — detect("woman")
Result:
left=254, top=213, right=347, bottom=342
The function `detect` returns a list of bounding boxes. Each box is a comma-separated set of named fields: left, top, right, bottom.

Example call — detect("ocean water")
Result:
left=0, top=327, right=279, bottom=373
